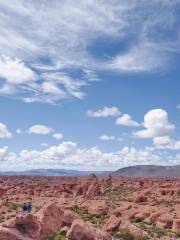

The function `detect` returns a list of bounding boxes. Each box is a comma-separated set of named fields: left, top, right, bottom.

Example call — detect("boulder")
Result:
left=113, top=207, right=122, bottom=217
left=0, top=228, right=28, bottom=240
left=119, top=220, right=147, bottom=240
left=37, top=203, right=64, bottom=240
left=149, top=211, right=163, bottom=223
left=0, top=214, right=40, bottom=240
left=85, top=183, right=99, bottom=200
left=103, top=215, right=121, bottom=231
left=67, top=219, right=111, bottom=240
left=63, top=210, right=80, bottom=226
left=133, top=194, right=147, bottom=203
left=81, top=200, right=108, bottom=215
left=172, top=219, right=180, bottom=233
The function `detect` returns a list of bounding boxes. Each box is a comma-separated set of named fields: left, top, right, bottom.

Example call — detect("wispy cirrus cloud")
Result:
left=0, top=0, right=179, bottom=103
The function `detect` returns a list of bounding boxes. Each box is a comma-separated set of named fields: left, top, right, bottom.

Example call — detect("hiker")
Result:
left=22, top=202, right=28, bottom=215
left=27, top=201, right=32, bottom=213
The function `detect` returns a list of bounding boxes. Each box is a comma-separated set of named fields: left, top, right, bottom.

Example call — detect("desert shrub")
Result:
left=115, top=228, right=134, bottom=240
left=131, top=217, right=142, bottom=223
left=155, top=228, right=166, bottom=238
left=71, top=205, right=106, bottom=227
left=138, top=235, right=149, bottom=240
left=0, top=215, right=5, bottom=223
left=6, top=202, right=21, bottom=211
left=48, top=232, right=66, bottom=240
left=48, top=227, right=67, bottom=240
left=176, top=232, right=180, bottom=238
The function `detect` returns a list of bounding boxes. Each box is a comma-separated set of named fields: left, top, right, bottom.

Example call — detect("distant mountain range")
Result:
left=0, top=169, right=110, bottom=176
left=0, top=165, right=180, bottom=177
left=113, top=165, right=180, bottom=177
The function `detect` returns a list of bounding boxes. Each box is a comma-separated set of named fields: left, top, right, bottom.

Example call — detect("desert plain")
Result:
left=0, top=174, right=180, bottom=240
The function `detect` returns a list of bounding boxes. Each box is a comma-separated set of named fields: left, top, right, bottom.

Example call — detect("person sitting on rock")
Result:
left=22, top=202, right=28, bottom=215
left=27, top=201, right=32, bottom=213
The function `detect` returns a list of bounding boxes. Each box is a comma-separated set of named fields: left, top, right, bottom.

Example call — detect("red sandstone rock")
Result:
left=37, top=203, right=64, bottom=239
left=113, top=207, right=122, bottom=217
left=63, top=210, right=80, bottom=226
left=1, top=214, right=40, bottom=240
left=103, top=215, right=121, bottom=231
left=0, top=227, right=28, bottom=240
left=85, top=182, right=99, bottom=200
left=81, top=200, right=108, bottom=215
left=120, top=220, right=147, bottom=240
left=172, top=219, right=180, bottom=233
left=133, top=194, right=147, bottom=203
left=67, top=219, right=111, bottom=240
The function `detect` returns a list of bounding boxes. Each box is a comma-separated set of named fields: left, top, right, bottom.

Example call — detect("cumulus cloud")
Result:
left=0, top=123, right=12, bottom=138
left=0, top=56, right=36, bottom=84
left=153, top=136, right=180, bottom=150
left=99, top=135, right=115, bottom=141
left=53, top=133, right=63, bottom=140
left=16, top=128, right=22, bottom=134
left=134, top=109, right=175, bottom=138
left=0, top=142, right=172, bottom=171
left=153, top=136, right=171, bottom=146
left=115, top=114, right=140, bottom=127
left=87, top=106, right=121, bottom=118
left=0, top=1, right=178, bottom=103
left=28, top=125, right=53, bottom=135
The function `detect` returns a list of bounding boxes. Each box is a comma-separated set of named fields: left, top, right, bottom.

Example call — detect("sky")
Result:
left=0, top=0, right=179, bottom=171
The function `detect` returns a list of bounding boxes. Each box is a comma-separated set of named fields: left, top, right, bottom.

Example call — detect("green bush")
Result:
left=138, top=235, right=149, bottom=240
left=114, top=228, right=134, bottom=240
left=176, top=232, right=180, bottom=238
left=47, top=228, right=67, bottom=240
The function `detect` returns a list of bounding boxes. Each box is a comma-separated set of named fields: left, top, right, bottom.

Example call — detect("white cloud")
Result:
left=99, top=135, right=115, bottom=141
left=41, top=143, right=48, bottom=147
left=28, top=125, right=53, bottom=135
left=87, top=106, right=121, bottom=118
left=0, top=56, right=36, bottom=84
left=108, top=42, right=168, bottom=72
left=176, top=104, right=180, bottom=109
left=16, top=128, right=22, bottom=134
left=0, top=142, right=171, bottom=171
left=153, top=136, right=171, bottom=146
left=115, top=114, right=140, bottom=127
left=0, top=123, right=12, bottom=138
left=41, top=82, right=66, bottom=96
left=0, top=1, right=178, bottom=103
left=134, top=109, right=175, bottom=138
left=153, top=136, right=180, bottom=150
left=53, top=133, right=63, bottom=140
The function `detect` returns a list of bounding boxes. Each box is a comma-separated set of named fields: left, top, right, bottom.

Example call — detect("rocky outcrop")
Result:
left=85, top=182, right=99, bottom=200
left=81, top=200, right=108, bottom=215
left=172, top=219, right=180, bottom=233
left=103, top=215, right=121, bottom=232
left=67, top=219, right=112, bottom=240
left=0, top=203, right=64, bottom=240
left=119, top=220, right=147, bottom=240
left=37, top=203, right=64, bottom=240
left=133, top=194, right=147, bottom=203
left=63, top=210, right=80, bottom=226
left=0, top=214, right=39, bottom=240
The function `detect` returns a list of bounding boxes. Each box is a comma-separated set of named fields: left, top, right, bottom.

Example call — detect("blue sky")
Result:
left=0, top=0, right=179, bottom=171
